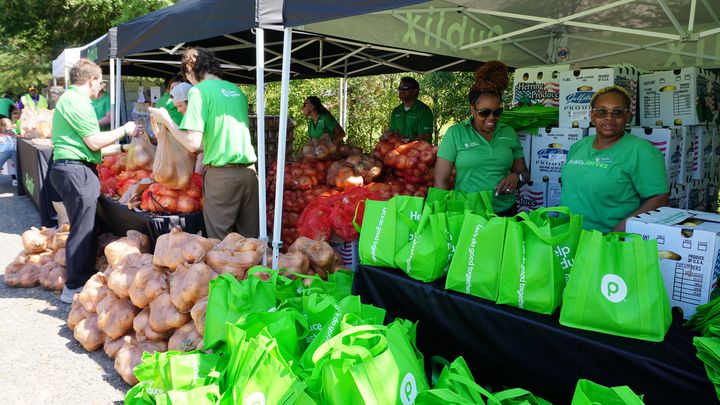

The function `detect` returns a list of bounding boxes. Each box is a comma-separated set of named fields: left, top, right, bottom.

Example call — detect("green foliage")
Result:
left=0, top=0, right=175, bottom=94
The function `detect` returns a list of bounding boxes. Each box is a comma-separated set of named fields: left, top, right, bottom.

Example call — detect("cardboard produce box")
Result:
left=628, top=127, right=682, bottom=186
left=559, top=65, right=640, bottom=128
left=515, top=180, right=561, bottom=213
left=626, top=207, right=720, bottom=318
left=677, top=126, right=696, bottom=185
left=512, top=64, right=569, bottom=107
left=530, top=127, right=585, bottom=183
left=692, top=124, right=715, bottom=180
left=639, top=67, right=717, bottom=127
left=668, top=183, right=688, bottom=209
left=686, top=178, right=706, bottom=211
left=516, top=129, right=534, bottom=174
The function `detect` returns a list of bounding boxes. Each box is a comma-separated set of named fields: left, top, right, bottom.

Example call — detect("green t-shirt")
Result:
left=52, top=86, right=102, bottom=164
left=180, top=79, right=256, bottom=166
left=561, top=133, right=669, bottom=233
left=156, top=91, right=184, bottom=126
left=91, top=91, right=111, bottom=131
left=0, top=98, right=14, bottom=117
left=389, top=99, right=433, bottom=140
left=437, top=119, right=524, bottom=213
left=307, top=112, right=339, bottom=139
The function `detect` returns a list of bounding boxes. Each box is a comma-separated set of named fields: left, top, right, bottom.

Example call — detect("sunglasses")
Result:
left=475, top=107, right=503, bottom=118
left=591, top=108, right=629, bottom=119
left=397, top=85, right=417, bottom=91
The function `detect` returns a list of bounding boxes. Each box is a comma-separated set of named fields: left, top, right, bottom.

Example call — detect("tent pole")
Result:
left=116, top=58, right=122, bottom=128
left=272, top=27, right=293, bottom=270
left=688, top=0, right=697, bottom=33
left=64, top=68, right=69, bottom=90
left=256, top=28, right=268, bottom=265
left=339, top=77, right=347, bottom=129
left=110, top=58, right=116, bottom=130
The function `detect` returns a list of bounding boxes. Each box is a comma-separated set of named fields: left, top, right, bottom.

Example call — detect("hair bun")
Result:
left=472, top=61, right=509, bottom=94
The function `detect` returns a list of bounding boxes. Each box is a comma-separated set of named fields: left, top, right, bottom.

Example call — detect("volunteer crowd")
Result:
left=4, top=49, right=669, bottom=304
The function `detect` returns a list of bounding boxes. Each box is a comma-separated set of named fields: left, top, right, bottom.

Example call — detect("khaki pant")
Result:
left=202, top=165, right=259, bottom=239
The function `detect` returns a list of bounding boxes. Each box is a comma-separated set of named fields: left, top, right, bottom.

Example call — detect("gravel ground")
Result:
left=0, top=174, right=129, bottom=405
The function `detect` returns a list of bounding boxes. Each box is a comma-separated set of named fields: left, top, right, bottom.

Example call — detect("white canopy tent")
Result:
left=51, top=47, right=82, bottom=87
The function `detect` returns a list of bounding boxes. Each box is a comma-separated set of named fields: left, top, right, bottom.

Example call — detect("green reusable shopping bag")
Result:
left=230, top=307, right=308, bottom=365
left=559, top=231, right=672, bottom=342
left=395, top=205, right=453, bottom=282
left=220, top=328, right=316, bottom=405
left=308, top=318, right=429, bottom=405
left=570, top=379, right=645, bottom=405
left=203, top=274, right=278, bottom=351
left=446, top=213, right=508, bottom=301
left=393, top=195, right=425, bottom=253
left=496, top=207, right=583, bottom=314
left=132, top=350, right=222, bottom=397
left=356, top=199, right=396, bottom=267
left=155, top=385, right=221, bottom=405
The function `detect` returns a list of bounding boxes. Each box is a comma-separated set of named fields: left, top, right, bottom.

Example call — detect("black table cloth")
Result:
left=96, top=195, right=206, bottom=248
left=352, top=265, right=716, bottom=404
left=16, top=139, right=58, bottom=227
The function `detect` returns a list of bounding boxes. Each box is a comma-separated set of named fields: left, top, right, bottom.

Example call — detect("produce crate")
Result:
left=249, top=115, right=295, bottom=171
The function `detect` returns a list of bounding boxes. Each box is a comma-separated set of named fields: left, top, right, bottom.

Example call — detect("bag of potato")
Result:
left=129, top=265, right=169, bottom=308
left=50, top=223, right=70, bottom=251
left=288, top=236, right=340, bottom=279
left=78, top=272, right=109, bottom=313
left=5, top=262, right=42, bottom=287
left=74, top=315, right=106, bottom=351
left=96, top=291, right=140, bottom=340
left=115, top=339, right=167, bottom=385
left=108, top=253, right=153, bottom=299
left=168, top=321, right=203, bottom=352
left=104, top=334, right=136, bottom=359
left=39, top=261, right=66, bottom=291
left=52, top=247, right=66, bottom=267
left=190, top=296, right=208, bottom=337
left=149, top=292, right=190, bottom=333
left=152, top=121, right=195, bottom=190
left=21, top=226, right=55, bottom=254
left=68, top=297, right=93, bottom=331
left=134, top=307, right=171, bottom=342
left=105, top=230, right=151, bottom=270
left=205, top=234, right=266, bottom=280
left=153, top=226, right=214, bottom=270
left=126, top=132, right=156, bottom=171
left=170, top=262, right=218, bottom=313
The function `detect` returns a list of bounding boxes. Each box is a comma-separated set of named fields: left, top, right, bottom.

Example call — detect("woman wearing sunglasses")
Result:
left=434, top=61, right=529, bottom=216
left=302, top=95, right=345, bottom=143
left=561, top=85, right=669, bottom=232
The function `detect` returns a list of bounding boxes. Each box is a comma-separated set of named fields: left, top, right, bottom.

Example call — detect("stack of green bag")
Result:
left=415, top=356, right=552, bottom=404
left=498, top=105, right=559, bottom=133
left=570, top=379, right=645, bottom=404
left=687, top=295, right=720, bottom=400
left=125, top=267, right=433, bottom=404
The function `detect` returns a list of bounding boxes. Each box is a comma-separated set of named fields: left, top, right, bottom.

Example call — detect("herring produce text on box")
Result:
left=512, top=64, right=569, bottom=107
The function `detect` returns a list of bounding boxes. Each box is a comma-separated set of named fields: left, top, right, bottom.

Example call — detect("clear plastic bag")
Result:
left=125, top=132, right=156, bottom=171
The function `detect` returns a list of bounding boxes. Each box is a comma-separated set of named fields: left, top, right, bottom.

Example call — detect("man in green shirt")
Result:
left=92, top=87, right=111, bottom=131
left=0, top=91, right=15, bottom=119
left=50, top=58, right=137, bottom=304
left=149, top=47, right=258, bottom=239
left=154, top=74, right=185, bottom=126
left=385, top=77, right=434, bottom=142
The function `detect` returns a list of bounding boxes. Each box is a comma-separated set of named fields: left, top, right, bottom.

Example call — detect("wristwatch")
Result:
left=518, top=172, right=525, bottom=184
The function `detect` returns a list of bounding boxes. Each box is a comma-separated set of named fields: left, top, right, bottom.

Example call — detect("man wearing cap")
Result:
left=170, top=82, right=192, bottom=115
left=19, top=86, right=48, bottom=111
left=154, top=74, right=185, bottom=126
left=384, top=77, right=433, bottom=142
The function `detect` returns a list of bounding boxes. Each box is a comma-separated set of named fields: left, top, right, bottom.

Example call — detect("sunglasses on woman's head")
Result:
left=475, top=107, right=503, bottom=118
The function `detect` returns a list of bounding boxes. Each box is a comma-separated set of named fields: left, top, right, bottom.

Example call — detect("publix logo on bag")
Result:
left=399, top=372, right=418, bottom=405
left=601, top=274, right=627, bottom=303
left=244, top=392, right=266, bottom=405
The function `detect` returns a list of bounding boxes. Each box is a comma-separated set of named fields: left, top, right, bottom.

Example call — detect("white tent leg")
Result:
left=339, top=77, right=348, bottom=129
left=64, top=67, right=69, bottom=90
left=271, top=28, right=293, bottom=270
left=110, top=58, right=116, bottom=131
left=116, top=59, right=122, bottom=128
left=256, top=28, right=268, bottom=266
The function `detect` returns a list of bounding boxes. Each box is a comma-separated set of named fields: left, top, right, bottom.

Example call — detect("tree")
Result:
left=0, top=0, right=175, bottom=94
left=419, top=71, right=474, bottom=144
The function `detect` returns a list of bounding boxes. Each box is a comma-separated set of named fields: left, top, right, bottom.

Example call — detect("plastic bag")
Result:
left=152, top=120, right=195, bottom=190
left=126, top=132, right=156, bottom=171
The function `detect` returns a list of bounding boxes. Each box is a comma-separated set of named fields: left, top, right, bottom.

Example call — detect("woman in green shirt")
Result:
left=435, top=61, right=529, bottom=216
left=561, top=86, right=669, bottom=232
left=302, top=96, right=345, bottom=142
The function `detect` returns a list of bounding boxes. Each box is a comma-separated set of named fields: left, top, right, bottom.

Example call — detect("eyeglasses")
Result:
left=591, top=108, right=629, bottom=119
left=397, top=86, right=417, bottom=91
left=475, top=108, right=503, bottom=118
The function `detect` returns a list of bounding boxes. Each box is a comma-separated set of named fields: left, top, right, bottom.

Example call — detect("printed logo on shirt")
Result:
left=463, top=142, right=480, bottom=149
left=221, top=88, right=242, bottom=98
left=565, top=158, right=610, bottom=169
